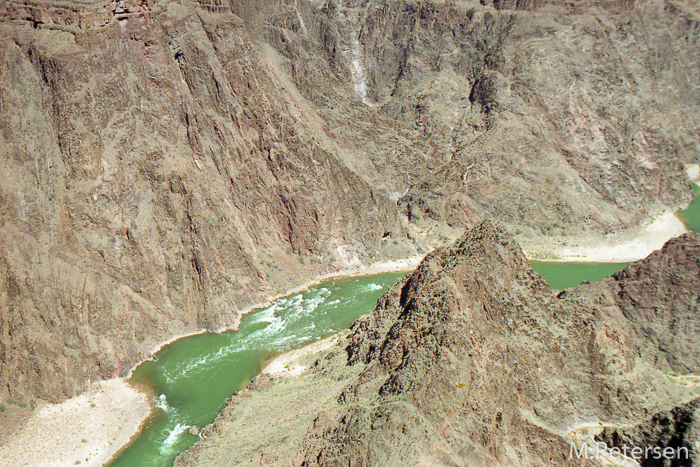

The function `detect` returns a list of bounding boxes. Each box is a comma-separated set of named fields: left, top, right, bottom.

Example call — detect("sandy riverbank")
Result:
left=520, top=166, right=699, bottom=263
left=0, top=379, right=149, bottom=467
left=522, top=211, right=690, bottom=263
left=262, top=334, right=343, bottom=377
left=686, top=163, right=700, bottom=184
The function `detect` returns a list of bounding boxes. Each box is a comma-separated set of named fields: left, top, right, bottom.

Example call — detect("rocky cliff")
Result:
left=1, top=0, right=699, bottom=403
left=174, top=221, right=700, bottom=466
left=0, top=0, right=410, bottom=402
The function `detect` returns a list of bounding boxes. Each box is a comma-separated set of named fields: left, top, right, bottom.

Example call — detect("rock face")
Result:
left=174, top=221, right=700, bottom=466
left=1, top=0, right=699, bottom=402
left=0, top=0, right=408, bottom=402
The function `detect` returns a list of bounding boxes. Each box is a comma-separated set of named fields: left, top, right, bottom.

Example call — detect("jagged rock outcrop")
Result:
left=1, top=0, right=699, bottom=403
left=596, top=398, right=700, bottom=467
left=174, top=221, right=700, bottom=466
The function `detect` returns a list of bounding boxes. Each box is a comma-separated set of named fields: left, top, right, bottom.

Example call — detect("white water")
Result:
left=155, top=394, right=171, bottom=413
left=163, top=288, right=337, bottom=382
left=159, top=423, right=190, bottom=455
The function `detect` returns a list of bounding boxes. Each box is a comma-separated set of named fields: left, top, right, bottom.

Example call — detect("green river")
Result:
left=529, top=261, right=630, bottom=291
left=677, top=183, right=700, bottom=233
left=108, top=273, right=406, bottom=467
left=109, top=183, right=699, bottom=467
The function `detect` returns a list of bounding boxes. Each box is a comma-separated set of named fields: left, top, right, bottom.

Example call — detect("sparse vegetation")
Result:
left=531, top=251, right=561, bottom=260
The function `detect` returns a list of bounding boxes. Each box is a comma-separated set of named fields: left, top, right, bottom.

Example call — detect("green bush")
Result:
left=0, top=404, right=6, bottom=412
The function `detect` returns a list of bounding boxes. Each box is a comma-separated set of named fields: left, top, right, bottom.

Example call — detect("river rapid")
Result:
left=107, top=273, right=406, bottom=467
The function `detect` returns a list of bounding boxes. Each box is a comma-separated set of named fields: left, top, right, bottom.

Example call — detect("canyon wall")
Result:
left=0, top=0, right=699, bottom=402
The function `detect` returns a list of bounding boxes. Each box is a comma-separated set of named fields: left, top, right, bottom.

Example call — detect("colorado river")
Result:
left=529, top=260, right=630, bottom=290
left=677, top=183, right=700, bottom=233
left=107, top=183, right=699, bottom=466
left=107, top=273, right=406, bottom=467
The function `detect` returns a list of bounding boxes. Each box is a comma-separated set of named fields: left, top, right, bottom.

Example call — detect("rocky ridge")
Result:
left=175, top=221, right=700, bottom=466
left=1, top=0, right=699, bottom=403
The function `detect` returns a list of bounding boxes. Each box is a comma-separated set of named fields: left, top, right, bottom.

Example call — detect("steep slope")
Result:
left=175, top=221, right=700, bottom=466
left=252, top=0, right=700, bottom=240
left=0, top=1, right=409, bottom=402
left=1, top=0, right=699, bottom=404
